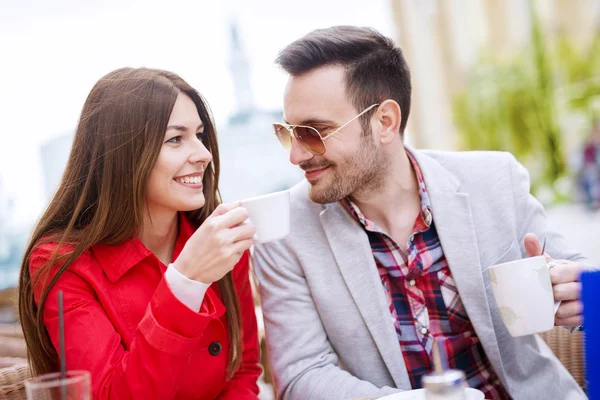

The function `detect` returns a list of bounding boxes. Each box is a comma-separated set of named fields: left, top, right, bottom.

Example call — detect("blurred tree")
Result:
left=555, top=34, right=600, bottom=121
left=453, top=1, right=600, bottom=203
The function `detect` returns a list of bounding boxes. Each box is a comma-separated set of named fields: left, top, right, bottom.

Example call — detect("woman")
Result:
left=18, top=67, right=261, bottom=399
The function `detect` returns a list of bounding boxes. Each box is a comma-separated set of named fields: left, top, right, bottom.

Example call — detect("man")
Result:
left=254, top=26, right=590, bottom=400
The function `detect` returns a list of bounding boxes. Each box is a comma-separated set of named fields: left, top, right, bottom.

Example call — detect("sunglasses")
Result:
left=273, top=104, right=379, bottom=156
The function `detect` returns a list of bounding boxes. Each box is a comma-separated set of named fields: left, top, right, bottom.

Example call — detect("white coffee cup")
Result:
left=240, top=190, right=290, bottom=244
left=377, top=388, right=484, bottom=400
left=488, top=255, right=560, bottom=337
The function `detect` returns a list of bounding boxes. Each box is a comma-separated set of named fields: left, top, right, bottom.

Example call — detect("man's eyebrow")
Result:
left=283, top=118, right=337, bottom=126
left=301, top=118, right=337, bottom=125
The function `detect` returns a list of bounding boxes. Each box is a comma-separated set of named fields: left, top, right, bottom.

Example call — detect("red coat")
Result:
left=30, top=215, right=261, bottom=399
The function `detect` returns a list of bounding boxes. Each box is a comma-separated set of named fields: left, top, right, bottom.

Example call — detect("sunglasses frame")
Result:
left=273, top=103, right=380, bottom=155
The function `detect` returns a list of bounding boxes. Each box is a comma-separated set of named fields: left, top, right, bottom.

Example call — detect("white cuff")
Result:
left=165, top=264, right=210, bottom=312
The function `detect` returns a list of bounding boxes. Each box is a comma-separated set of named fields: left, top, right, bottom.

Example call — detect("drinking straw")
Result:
left=58, top=291, right=67, bottom=400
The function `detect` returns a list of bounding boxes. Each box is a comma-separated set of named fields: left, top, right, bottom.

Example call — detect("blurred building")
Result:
left=216, top=22, right=303, bottom=202
left=39, top=133, right=73, bottom=201
left=0, top=182, right=27, bottom=291
left=0, top=181, right=11, bottom=261
left=391, top=0, right=600, bottom=150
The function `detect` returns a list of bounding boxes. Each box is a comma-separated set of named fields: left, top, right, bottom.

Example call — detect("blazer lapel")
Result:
left=413, top=150, right=509, bottom=387
left=320, top=204, right=412, bottom=389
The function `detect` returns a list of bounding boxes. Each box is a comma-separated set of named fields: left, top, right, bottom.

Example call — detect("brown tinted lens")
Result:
left=273, top=124, right=292, bottom=150
left=295, top=126, right=325, bottom=155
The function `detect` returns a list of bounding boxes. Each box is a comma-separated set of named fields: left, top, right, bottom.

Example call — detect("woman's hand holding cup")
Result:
left=173, top=202, right=256, bottom=283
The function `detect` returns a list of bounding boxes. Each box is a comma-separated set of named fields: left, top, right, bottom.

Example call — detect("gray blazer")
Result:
left=254, top=150, right=589, bottom=400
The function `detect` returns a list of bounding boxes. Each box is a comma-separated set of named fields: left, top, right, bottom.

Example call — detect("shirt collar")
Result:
left=407, top=149, right=433, bottom=231
left=341, top=148, right=433, bottom=233
left=92, top=213, right=196, bottom=283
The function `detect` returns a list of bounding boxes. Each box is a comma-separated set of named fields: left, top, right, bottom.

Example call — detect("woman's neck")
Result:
left=138, top=208, right=179, bottom=266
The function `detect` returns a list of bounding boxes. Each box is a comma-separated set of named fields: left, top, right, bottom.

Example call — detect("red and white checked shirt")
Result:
left=341, top=151, right=510, bottom=399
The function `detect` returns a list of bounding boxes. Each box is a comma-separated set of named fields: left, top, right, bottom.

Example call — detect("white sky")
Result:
left=0, top=0, right=395, bottom=225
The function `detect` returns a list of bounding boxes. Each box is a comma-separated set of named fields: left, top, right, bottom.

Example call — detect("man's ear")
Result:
left=375, top=100, right=401, bottom=145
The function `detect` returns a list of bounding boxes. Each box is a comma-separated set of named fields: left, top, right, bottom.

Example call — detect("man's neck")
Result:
left=138, top=208, right=179, bottom=266
left=350, top=148, right=422, bottom=247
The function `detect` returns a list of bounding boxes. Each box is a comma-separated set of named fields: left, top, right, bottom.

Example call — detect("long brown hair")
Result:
left=18, top=67, right=242, bottom=378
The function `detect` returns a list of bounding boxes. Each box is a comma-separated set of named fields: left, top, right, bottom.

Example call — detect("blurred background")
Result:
left=0, top=0, right=599, bottom=397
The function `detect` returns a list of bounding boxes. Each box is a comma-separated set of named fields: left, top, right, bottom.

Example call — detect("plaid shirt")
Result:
left=341, top=152, right=510, bottom=399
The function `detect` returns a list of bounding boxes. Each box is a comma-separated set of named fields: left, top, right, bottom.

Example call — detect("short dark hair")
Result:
left=276, top=26, right=412, bottom=134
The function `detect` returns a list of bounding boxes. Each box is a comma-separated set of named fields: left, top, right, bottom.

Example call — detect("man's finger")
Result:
left=550, top=264, right=585, bottom=285
left=524, top=233, right=543, bottom=257
left=555, top=300, right=583, bottom=319
left=553, top=281, right=582, bottom=302
left=555, top=315, right=583, bottom=327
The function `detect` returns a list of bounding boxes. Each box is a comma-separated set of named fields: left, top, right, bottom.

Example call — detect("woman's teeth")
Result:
left=176, top=176, right=201, bottom=184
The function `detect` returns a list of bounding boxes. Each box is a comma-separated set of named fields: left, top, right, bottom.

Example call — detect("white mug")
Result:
left=488, top=256, right=560, bottom=337
left=240, top=190, right=290, bottom=244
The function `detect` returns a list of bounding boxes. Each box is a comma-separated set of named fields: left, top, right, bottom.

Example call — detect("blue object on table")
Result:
left=582, top=270, right=600, bottom=398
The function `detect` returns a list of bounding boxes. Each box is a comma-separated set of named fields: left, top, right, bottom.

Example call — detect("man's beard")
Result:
left=301, top=132, right=389, bottom=204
